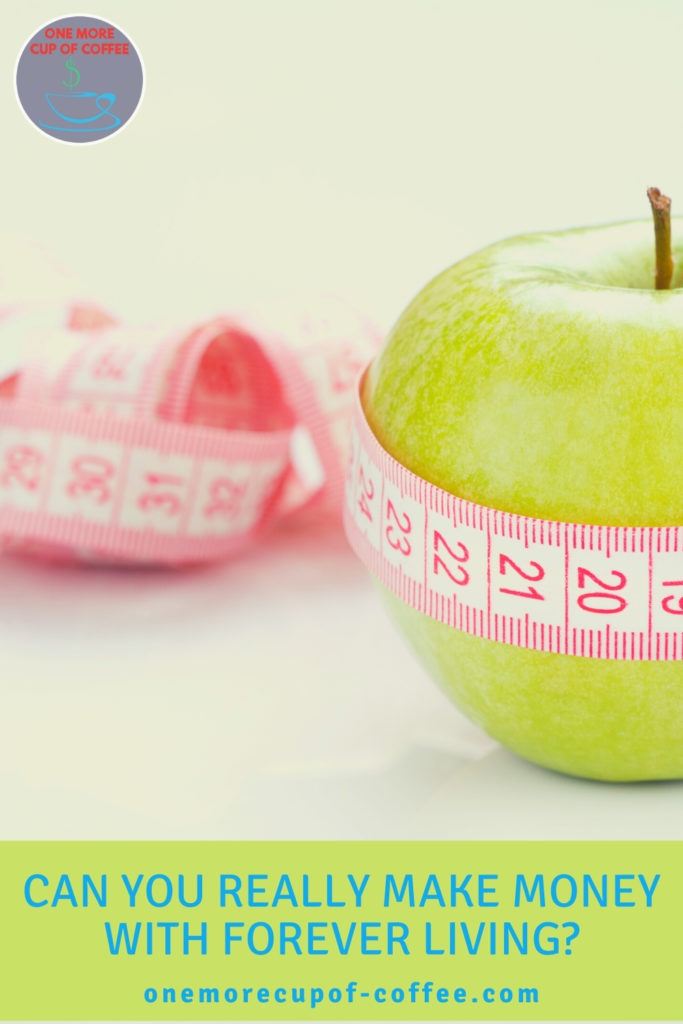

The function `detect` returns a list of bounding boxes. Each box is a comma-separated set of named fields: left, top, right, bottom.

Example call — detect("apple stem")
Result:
left=647, top=187, right=674, bottom=290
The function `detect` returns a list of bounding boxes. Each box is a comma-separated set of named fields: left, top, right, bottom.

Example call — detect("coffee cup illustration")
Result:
left=39, top=90, right=121, bottom=133
left=17, top=19, right=143, bottom=143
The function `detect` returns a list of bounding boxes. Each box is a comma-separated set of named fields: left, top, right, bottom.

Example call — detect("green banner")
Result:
left=0, top=841, right=680, bottom=1020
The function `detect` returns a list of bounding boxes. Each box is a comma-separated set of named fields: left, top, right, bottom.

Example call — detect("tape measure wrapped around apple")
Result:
left=0, top=298, right=380, bottom=564
left=344, top=191, right=683, bottom=783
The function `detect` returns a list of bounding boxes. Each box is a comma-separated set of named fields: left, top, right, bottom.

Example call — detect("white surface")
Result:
left=1, top=0, right=683, bottom=839
left=1, top=521, right=682, bottom=840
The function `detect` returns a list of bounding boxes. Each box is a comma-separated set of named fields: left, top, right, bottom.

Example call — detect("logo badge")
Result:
left=15, top=14, right=143, bottom=144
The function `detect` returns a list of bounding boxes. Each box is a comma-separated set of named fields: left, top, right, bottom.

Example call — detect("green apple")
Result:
left=363, top=217, right=683, bottom=782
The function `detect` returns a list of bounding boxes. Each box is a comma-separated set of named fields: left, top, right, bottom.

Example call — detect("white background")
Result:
left=1, top=0, right=682, bottom=840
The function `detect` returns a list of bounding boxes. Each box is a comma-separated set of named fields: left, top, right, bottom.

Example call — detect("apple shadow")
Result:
left=411, top=742, right=683, bottom=839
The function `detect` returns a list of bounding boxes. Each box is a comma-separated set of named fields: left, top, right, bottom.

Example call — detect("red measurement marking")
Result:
left=203, top=478, right=246, bottom=518
left=661, top=579, right=683, bottom=615
left=0, top=445, right=43, bottom=490
left=91, top=350, right=130, bottom=381
left=67, top=455, right=115, bottom=504
left=576, top=566, right=627, bottom=614
left=433, top=529, right=469, bottom=586
left=498, top=552, right=545, bottom=600
left=357, top=467, right=374, bottom=522
left=385, top=498, right=411, bottom=555
left=137, top=472, right=186, bottom=517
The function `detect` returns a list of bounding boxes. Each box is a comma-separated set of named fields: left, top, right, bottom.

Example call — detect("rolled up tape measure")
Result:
left=344, top=372, right=683, bottom=662
left=0, top=300, right=379, bottom=565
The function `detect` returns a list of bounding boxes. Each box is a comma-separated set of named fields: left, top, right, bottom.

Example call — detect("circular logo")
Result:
left=15, top=14, right=143, bottom=144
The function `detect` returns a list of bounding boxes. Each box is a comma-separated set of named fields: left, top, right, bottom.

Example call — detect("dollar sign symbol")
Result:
left=62, top=57, right=81, bottom=90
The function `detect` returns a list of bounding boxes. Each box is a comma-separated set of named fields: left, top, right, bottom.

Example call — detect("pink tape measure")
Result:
left=345, top=373, right=683, bottom=662
left=0, top=301, right=379, bottom=565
